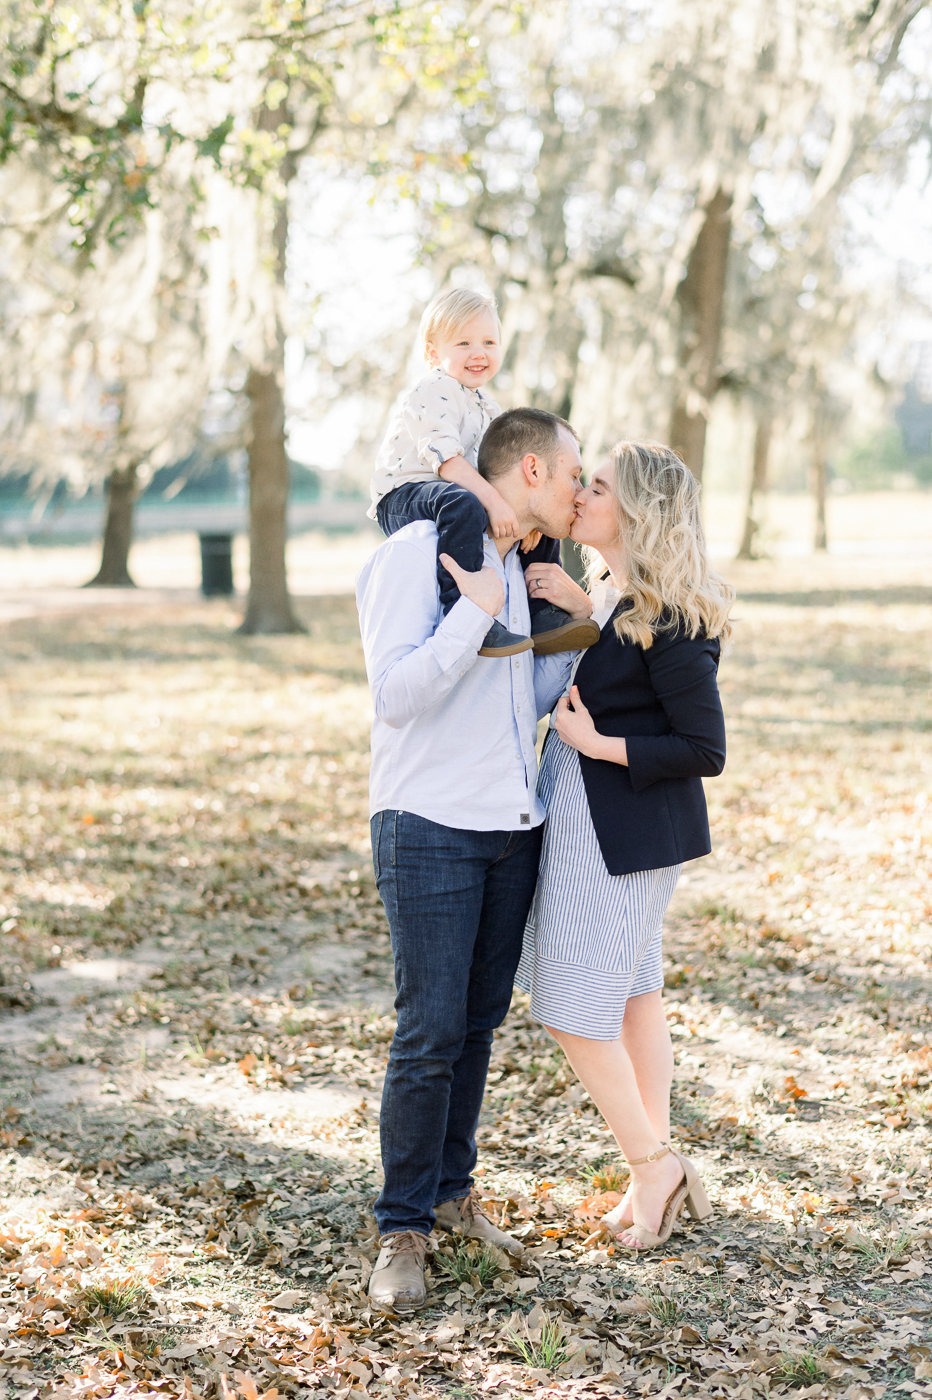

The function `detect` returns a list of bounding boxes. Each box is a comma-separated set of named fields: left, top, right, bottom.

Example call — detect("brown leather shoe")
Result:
left=530, top=606, right=601, bottom=655
left=367, top=1231, right=428, bottom=1314
left=434, top=1193, right=525, bottom=1256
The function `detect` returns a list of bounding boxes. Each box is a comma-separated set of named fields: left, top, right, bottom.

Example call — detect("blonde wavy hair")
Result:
left=418, top=288, right=500, bottom=363
left=585, top=441, right=734, bottom=649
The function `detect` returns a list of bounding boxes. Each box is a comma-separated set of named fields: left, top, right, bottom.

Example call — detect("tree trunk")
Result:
left=668, top=186, right=733, bottom=482
left=560, top=538, right=587, bottom=586
left=810, top=436, right=829, bottom=552
left=539, top=285, right=583, bottom=421
left=237, top=107, right=305, bottom=636
left=84, top=462, right=139, bottom=587
left=736, top=411, right=773, bottom=560
left=501, top=80, right=584, bottom=422
left=237, top=364, right=305, bottom=634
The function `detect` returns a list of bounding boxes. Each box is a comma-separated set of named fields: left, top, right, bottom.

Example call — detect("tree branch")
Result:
left=582, top=255, right=638, bottom=288
left=0, top=77, right=109, bottom=140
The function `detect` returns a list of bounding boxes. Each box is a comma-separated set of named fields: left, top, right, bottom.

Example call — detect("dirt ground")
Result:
left=0, top=538, right=930, bottom=1400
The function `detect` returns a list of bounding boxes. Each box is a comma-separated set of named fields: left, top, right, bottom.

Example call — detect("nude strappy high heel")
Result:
left=600, top=1143, right=667, bottom=1234
left=601, top=1145, right=712, bottom=1249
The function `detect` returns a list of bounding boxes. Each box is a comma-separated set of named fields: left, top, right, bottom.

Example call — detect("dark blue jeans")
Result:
left=376, top=480, right=487, bottom=616
left=370, top=810, right=542, bottom=1237
left=376, top=480, right=561, bottom=619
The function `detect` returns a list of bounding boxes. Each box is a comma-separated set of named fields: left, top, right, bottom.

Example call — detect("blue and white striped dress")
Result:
left=515, top=729, right=680, bottom=1040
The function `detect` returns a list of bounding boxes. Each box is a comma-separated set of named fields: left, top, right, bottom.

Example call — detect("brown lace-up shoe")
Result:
left=530, top=605, right=601, bottom=655
left=367, top=1231, right=428, bottom=1313
left=434, top=1193, right=525, bottom=1256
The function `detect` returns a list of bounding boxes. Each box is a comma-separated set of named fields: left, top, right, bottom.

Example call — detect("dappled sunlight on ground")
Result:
left=0, top=548, right=929, bottom=1398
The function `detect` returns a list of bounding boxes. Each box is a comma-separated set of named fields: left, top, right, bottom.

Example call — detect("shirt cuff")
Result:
left=440, top=594, right=493, bottom=652
left=418, top=436, right=463, bottom=472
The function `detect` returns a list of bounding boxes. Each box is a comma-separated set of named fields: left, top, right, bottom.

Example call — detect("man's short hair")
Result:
left=478, top=407, right=578, bottom=482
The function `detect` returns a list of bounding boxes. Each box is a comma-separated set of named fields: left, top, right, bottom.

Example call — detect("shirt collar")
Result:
left=428, top=366, right=485, bottom=402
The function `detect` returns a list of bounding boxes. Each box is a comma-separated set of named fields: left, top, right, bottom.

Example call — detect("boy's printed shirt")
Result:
left=368, top=367, right=501, bottom=518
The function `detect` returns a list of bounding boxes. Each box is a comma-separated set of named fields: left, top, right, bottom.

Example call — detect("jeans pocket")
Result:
left=371, top=809, right=401, bottom=886
left=370, top=811, right=384, bottom=884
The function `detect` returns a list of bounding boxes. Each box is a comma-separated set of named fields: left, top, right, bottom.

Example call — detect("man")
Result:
left=356, top=407, right=596, bottom=1314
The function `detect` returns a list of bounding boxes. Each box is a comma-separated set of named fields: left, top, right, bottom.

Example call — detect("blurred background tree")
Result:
left=1, top=0, right=930, bottom=609
left=0, top=0, right=487, bottom=628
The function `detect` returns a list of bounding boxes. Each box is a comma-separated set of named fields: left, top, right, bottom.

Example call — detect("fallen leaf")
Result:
left=264, top=1289, right=304, bottom=1310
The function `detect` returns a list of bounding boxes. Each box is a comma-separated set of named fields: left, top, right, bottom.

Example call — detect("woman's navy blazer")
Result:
left=567, top=606, right=726, bottom=877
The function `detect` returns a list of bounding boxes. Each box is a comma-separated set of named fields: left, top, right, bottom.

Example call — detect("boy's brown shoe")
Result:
left=479, top=620, right=534, bottom=657
left=531, top=605, right=600, bottom=655
left=367, top=1231, right=428, bottom=1314
left=434, top=1193, right=525, bottom=1256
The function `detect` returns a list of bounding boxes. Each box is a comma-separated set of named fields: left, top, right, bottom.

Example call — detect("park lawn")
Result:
left=0, top=552, right=929, bottom=1400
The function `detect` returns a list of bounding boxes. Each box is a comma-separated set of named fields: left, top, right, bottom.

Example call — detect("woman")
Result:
left=517, top=440, right=734, bottom=1251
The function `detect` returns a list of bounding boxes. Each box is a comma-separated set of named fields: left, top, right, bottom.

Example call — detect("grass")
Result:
left=74, top=1278, right=152, bottom=1318
left=775, top=1348, right=829, bottom=1385
left=505, top=1317, right=571, bottom=1370
left=434, top=1240, right=503, bottom=1288
left=644, top=1289, right=681, bottom=1327
left=591, top=1166, right=626, bottom=1193
left=849, top=1228, right=912, bottom=1269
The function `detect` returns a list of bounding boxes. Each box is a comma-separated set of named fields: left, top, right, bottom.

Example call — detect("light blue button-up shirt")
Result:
left=356, top=522, right=571, bottom=832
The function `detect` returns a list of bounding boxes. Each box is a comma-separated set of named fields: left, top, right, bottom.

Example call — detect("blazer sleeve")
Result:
left=624, top=628, right=726, bottom=792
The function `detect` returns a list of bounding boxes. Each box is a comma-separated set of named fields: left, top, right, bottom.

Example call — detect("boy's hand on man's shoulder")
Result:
left=485, top=498, right=521, bottom=540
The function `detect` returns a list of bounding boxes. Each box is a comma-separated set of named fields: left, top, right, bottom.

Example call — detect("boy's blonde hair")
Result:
left=585, top=440, right=734, bottom=649
left=418, top=288, right=500, bottom=363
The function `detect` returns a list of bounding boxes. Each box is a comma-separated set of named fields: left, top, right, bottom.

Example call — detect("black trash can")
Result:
left=199, top=533, right=234, bottom=596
